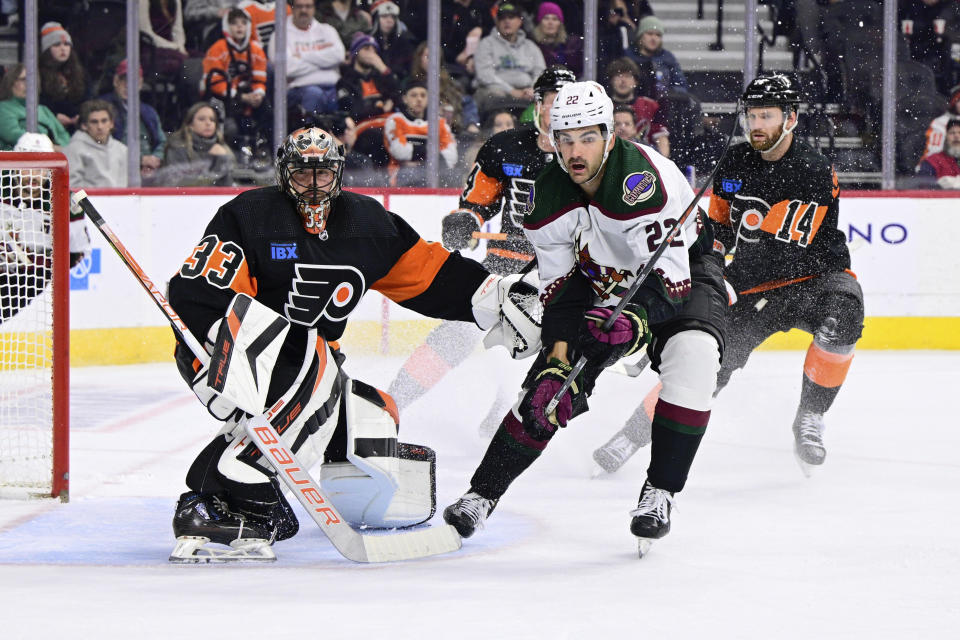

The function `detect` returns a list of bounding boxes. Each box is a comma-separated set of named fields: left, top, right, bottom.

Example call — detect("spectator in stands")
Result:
left=0, top=64, right=70, bottom=150
left=383, top=80, right=458, bottom=186
left=269, top=0, right=346, bottom=115
left=337, top=33, right=400, bottom=123
left=241, top=1, right=290, bottom=55
left=631, top=15, right=688, bottom=97
left=920, top=85, right=960, bottom=164
left=183, top=0, right=237, bottom=53
left=64, top=100, right=128, bottom=188
left=141, top=0, right=189, bottom=78
left=317, top=0, right=372, bottom=47
left=370, top=0, right=417, bottom=75
left=605, top=57, right=668, bottom=156
left=441, top=0, right=493, bottom=69
left=917, top=117, right=960, bottom=188
left=99, top=60, right=167, bottom=181
left=532, top=2, right=583, bottom=77
left=598, top=0, right=647, bottom=72
left=489, top=109, right=517, bottom=134
left=410, top=42, right=480, bottom=135
left=203, top=8, right=271, bottom=151
left=899, top=0, right=958, bottom=94
left=38, top=22, right=88, bottom=131
left=160, top=101, right=236, bottom=186
left=473, top=1, right=546, bottom=114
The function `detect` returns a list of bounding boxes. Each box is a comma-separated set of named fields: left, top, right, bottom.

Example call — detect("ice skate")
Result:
left=592, top=415, right=651, bottom=475
left=442, top=491, right=498, bottom=538
left=478, top=392, right=514, bottom=438
left=792, top=409, right=826, bottom=476
left=629, top=480, right=674, bottom=558
left=169, top=492, right=281, bottom=563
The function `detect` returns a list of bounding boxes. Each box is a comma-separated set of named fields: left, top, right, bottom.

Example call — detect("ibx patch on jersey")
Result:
left=270, top=242, right=299, bottom=260
left=284, top=264, right=366, bottom=326
left=502, top=162, right=523, bottom=177
left=622, top=171, right=657, bottom=205
left=720, top=178, right=742, bottom=194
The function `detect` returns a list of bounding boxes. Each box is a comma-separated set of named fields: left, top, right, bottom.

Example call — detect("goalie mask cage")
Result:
left=0, top=152, right=69, bottom=500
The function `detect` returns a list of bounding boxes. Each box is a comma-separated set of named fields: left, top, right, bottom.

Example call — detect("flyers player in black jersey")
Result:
left=164, top=127, right=538, bottom=561
left=387, top=67, right=576, bottom=430
left=593, top=73, right=863, bottom=477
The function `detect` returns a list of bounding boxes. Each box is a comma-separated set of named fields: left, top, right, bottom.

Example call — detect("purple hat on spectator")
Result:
left=537, top=2, right=564, bottom=23
left=349, top=32, right=380, bottom=60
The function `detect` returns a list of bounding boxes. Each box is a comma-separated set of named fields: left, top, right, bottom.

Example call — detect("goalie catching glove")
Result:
left=471, top=269, right=543, bottom=359
left=578, top=304, right=649, bottom=368
left=441, top=208, right=482, bottom=251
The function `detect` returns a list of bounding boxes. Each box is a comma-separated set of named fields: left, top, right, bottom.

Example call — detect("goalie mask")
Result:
left=276, top=127, right=345, bottom=235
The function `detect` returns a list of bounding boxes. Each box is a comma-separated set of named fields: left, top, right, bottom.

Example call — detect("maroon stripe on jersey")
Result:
left=656, top=398, right=711, bottom=428
left=523, top=202, right=581, bottom=231
left=504, top=410, right=550, bottom=451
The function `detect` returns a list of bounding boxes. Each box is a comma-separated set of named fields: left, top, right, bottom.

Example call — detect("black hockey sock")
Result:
left=646, top=399, right=709, bottom=493
left=798, top=375, right=841, bottom=414
left=470, top=412, right=546, bottom=499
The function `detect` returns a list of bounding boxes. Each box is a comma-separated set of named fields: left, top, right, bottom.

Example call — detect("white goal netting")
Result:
left=0, top=160, right=64, bottom=498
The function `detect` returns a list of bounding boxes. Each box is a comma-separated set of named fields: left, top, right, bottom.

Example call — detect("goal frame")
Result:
left=0, top=152, right=70, bottom=500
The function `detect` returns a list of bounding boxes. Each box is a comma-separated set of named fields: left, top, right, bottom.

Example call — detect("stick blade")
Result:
left=361, top=524, right=462, bottom=563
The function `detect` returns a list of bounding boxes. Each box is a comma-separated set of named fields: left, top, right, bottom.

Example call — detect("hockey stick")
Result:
left=545, top=105, right=741, bottom=416
left=72, top=190, right=462, bottom=563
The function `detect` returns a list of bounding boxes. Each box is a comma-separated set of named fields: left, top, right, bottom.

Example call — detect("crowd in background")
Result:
left=0, top=0, right=959, bottom=189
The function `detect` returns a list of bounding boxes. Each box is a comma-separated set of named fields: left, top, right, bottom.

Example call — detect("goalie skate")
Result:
left=168, top=491, right=280, bottom=564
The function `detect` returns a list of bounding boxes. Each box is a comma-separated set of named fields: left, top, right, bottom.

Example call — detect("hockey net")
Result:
left=0, top=153, right=69, bottom=500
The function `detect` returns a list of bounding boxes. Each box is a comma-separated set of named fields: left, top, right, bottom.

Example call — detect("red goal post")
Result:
left=0, top=152, right=69, bottom=500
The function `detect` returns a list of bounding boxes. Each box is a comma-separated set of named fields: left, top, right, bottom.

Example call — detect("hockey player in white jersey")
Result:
left=443, top=82, right=727, bottom=554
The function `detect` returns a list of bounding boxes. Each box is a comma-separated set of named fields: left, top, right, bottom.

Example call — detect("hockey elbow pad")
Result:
left=441, top=208, right=482, bottom=251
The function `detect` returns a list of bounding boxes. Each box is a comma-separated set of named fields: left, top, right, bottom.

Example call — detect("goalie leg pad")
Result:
left=319, top=380, right=436, bottom=528
left=321, top=443, right=436, bottom=529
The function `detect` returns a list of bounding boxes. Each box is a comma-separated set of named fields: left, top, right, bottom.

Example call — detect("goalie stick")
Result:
left=72, top=190, right=462, bottom=563
left=544, top=103, right=742, bottom=417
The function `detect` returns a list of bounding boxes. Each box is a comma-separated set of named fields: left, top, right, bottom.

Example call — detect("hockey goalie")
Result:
left=166, top=127, right=541, bottom=562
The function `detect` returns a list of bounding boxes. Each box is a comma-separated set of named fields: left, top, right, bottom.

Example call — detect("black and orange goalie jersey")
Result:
left=707, top=137, right=849, bottom=295
left=460, top=124, right=556, bottom=270
left=168, top=187, right=489, bottom=388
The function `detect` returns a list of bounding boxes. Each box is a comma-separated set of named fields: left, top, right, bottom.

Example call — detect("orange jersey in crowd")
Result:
left=239, top=0, right=291, bottom=52
left=202, top=38, right=268, bottom=98
left=383, top=111, right=457, bottom=185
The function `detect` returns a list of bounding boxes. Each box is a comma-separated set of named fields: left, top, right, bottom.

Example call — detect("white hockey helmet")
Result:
left=549, top=81, right=616, bottom=177
left=14, top=132, right=55, bottom=153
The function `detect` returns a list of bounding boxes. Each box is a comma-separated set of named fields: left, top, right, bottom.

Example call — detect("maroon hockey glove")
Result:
left=522, top=358, right=580, bottom=433
left=579, top=304, right=649, bottom=368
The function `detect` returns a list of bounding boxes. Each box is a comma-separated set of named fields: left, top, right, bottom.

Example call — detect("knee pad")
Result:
left=319, top=380, right=436, bottom=528
left=816, top=292, right=864, bottom=346
left=657, top=330, right=721, bottom=412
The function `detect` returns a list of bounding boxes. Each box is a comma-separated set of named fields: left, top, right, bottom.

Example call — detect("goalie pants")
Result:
left=469, top=252, right=727, bottom=498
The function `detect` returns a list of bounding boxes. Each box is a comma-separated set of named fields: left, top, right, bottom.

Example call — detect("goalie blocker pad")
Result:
left=320, top=380, right=436, bottom=529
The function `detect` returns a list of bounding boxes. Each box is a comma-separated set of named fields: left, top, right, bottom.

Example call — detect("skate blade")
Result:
left=168, top=536, right=277, bottom=564
left=590, top=465, right=609, bottom=479
left=637, top=538, right=654, bottom=558
left=793, top=448, right=824, bottom=479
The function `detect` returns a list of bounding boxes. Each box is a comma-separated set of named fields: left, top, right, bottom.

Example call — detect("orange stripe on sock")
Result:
left=803, top=342, right=854, bottom=388
left=404, top=343, right=451, bottom=389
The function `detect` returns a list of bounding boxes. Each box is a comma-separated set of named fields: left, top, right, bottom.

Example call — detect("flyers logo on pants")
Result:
left=285, top=264, right=366, bottom=326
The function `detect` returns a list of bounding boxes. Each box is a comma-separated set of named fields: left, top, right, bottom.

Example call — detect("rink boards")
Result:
left=62, top=188, right=960, bottom=365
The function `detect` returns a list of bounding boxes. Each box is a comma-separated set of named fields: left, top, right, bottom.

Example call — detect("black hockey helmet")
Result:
left=534, top=65, right=577, bottom=103
left=742, top=73, right=801, bottom=111
left=276, top=127, right=345, bottom=235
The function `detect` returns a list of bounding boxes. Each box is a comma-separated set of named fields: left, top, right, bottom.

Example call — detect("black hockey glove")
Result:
left=441, top=209, right=481, bottom=251
left=578, top=304, right=649, bottom=368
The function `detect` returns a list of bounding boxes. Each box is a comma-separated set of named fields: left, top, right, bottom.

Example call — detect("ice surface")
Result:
left=1, top=351, right=958, bottom=639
